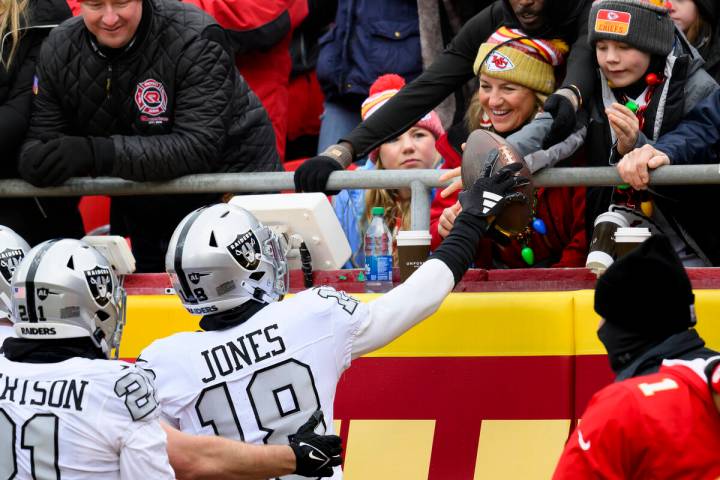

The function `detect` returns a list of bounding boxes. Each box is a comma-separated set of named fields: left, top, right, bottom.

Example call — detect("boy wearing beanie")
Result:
left=584, top=0, right=719, bottom=268
left=553, top=234, right=720, bottom=478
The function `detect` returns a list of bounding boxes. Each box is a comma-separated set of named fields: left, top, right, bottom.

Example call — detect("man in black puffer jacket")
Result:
left=19, top=0, right=282, bottom=272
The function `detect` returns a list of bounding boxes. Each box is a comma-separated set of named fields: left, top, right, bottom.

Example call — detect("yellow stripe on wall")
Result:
left=343, top=420, right=435, bottom=480
left=119, top=290, right=720, bottom=359
left=573, top=289, right=720, bottom=355
left=357, top=292, right=575, bottom=357
left=474, top=419, right=570, bottom=479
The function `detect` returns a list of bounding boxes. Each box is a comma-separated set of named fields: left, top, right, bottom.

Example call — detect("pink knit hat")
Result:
left=361, top=74, right=445, bottom=162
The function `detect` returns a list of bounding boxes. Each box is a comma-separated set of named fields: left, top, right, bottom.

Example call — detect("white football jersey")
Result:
left=0, top=356, right=174, bottom=479
left=139, top=286, right=370, bottom=480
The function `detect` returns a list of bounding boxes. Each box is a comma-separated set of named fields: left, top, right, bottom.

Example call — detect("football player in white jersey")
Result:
left=0, top=226, right=30, bottom=345
left=139, top=164, right=527, bottom=479
left=0, top=238, right=175, bottom=479
left=0, top=238, right=342, bottom=479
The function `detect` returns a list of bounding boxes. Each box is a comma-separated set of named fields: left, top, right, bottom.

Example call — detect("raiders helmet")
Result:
left=0, top=226, right=30, bottom=319
left=11, top=239, right=125, bottom=356
left=166, top=203, right=289, bottom=316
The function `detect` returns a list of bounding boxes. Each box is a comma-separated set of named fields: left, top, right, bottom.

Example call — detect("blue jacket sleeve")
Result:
left=654, top=90, right=720, bottom=165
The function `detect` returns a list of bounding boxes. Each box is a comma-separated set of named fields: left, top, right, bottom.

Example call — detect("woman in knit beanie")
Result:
left=585, top=0, right=719, bottom=266
left=430, top=28, right=589, bottom=268
left=333, top=74, right=445, bottom=268
left=669, top=0, right=720, bottom=82
left=467, top=27, right=567, bottom=134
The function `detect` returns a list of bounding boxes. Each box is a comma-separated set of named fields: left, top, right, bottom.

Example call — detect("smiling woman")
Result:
left=467, top=27, right=567, bottom=134
left=429, top=28, right=590, bottom=269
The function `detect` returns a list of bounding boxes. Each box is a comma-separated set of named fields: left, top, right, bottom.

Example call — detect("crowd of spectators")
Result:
left=2, top=0, right=720, bottom=270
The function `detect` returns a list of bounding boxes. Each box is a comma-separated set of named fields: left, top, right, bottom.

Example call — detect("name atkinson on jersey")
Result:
left=201, top=323, right=286, bottom=383
left=0, top=373, right=88, bottom=411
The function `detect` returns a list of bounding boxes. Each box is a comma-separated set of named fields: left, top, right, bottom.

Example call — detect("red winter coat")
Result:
left=554, top=359, right=720, bottom=479
left=430, top=133, right=587, bottom=268
left=184, top=0, right=309, bottom=162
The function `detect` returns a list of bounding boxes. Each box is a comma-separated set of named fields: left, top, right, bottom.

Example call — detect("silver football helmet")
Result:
left=11, top=239, right=125, bottom=357
left=166, top=203, right=289, bottom=315
left=0, top=226, right=30, bottom=319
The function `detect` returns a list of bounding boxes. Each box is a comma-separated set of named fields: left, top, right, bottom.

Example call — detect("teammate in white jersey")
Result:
left=1, top=238, right=175, bottom=479
left=139, top=164, right=528, bottom=478
left=0, top=226, right=30, bottom=346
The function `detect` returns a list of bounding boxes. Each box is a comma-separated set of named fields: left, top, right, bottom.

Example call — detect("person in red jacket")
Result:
left=182, top=0, right=309, bottom=161
left=431, top=28, right=587, bottom=268
left=553, top=357, right=720, bottom=478
left=555, top=234, right=720, bottom=478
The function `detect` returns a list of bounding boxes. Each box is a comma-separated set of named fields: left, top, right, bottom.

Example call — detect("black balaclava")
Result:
left=594, top=235, right=696, bottom=373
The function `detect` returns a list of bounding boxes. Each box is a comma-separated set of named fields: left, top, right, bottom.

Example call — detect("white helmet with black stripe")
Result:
left=166, top=203, right=289, bottom=316
left=0, top=226, right=30, bottom=319
left=11, top=239, right=125, bottom=357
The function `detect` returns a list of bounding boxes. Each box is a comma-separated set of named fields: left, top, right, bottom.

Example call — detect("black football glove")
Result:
left=20, top=136, right=104, bottom=187
left=542, top=93, right=577, bottom=150
left=289, top=410, right=342, bottom=477
left=458, top=162, right=529, bottom=224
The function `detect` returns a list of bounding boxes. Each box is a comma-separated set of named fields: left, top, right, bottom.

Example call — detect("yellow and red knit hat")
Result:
left=473, top=27, right=569, bottom=95
left=360, top=74, right=444, bottom=162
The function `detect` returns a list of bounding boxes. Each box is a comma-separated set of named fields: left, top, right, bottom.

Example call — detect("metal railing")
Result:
left=1, top=164, right=718, bottom=230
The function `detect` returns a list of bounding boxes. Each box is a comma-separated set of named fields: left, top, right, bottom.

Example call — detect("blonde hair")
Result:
left=0, top=0, right=29, bottom=68
left=362, top=157, right=412, bottom=263
left=465, top=87, right=547, bottom=133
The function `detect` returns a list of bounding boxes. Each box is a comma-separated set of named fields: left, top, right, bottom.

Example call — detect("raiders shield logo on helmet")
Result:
left=0, top=248, right=24, bottom=285
left=84, top=266, right=113, bottom=307
left=227, top=231, right=261, bottom=271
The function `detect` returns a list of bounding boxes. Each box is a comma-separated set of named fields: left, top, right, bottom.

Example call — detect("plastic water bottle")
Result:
left=364, top=206, right=393, bottom=292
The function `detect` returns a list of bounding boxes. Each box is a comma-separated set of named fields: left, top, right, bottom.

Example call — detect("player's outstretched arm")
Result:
left=163, top=411, right=342, bottom=480
left=164, top=424, right=294, bottom=480
left=353, top=164, right=528, bottom=357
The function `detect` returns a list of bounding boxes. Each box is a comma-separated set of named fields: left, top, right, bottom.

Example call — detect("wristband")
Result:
left=321, top=143, right=353, bottom=168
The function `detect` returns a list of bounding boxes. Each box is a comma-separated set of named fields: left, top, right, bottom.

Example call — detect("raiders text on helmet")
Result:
left=11, top=239, right=125, bottom=356
left=166, top=203, right=289, bottom=316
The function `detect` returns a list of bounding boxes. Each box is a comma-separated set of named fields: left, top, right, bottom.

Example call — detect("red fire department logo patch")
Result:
left=135, top=79, right=168, bottom=116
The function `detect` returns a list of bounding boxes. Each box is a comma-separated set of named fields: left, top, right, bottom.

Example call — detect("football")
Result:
left=461, top=129, right=533, bottom=236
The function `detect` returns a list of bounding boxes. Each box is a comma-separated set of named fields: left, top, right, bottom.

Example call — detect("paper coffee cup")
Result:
left=586, top=212, right=630, bottom=275
left=397, top=230, right=431, bottom=282
left=614, top=227, right=651, bottom=258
